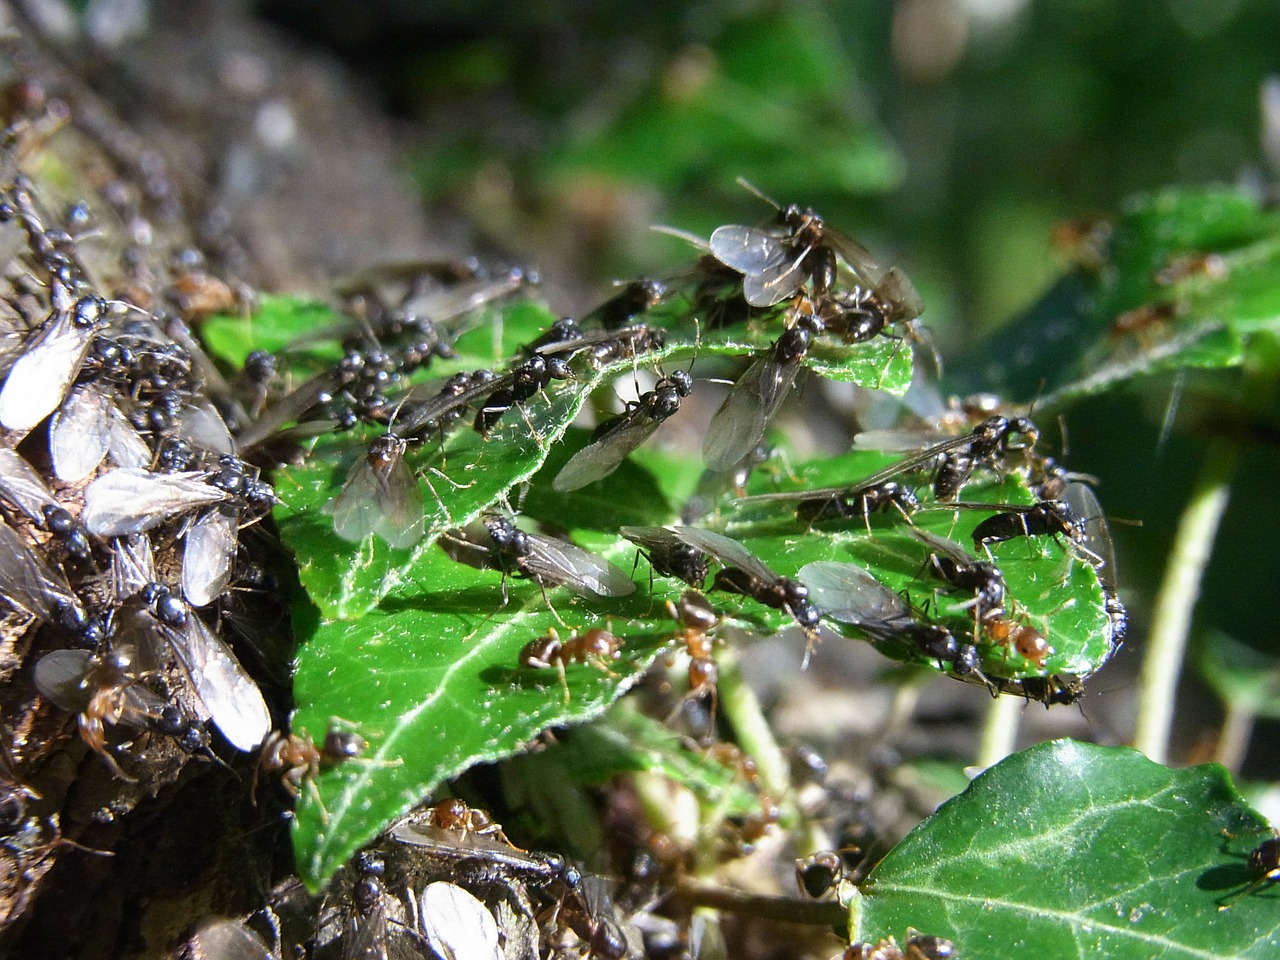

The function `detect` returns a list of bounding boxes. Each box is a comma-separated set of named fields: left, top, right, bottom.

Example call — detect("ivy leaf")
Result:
left=711, top=447, right=1115, bottom=685
left=853, top=740, right=1280, bottom=960
left=517, top=704, right=760, bottom=817
left=956, top=187, right=1280, bottom=406
left=203, top=295, right=344, bottom=369
left=289, top=540, right=684, bottom=890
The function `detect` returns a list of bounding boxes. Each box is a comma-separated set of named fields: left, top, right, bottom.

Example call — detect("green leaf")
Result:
left=203, top=295, right=344, bottom=369
left=1199, top=630, right=1280, bottom=718
left=543, top=9, right=902, bottom=196
left=958, top=187, right=1280, bottom=407
left=273, top=306, right=678, bottom=621
left=716, top=447, right=1115, bottom=685
left=854, top=739, right=1280, bottom=959
left=289, top=542, right=682, bottom=890
left=519, top=703, right=760, bottom=817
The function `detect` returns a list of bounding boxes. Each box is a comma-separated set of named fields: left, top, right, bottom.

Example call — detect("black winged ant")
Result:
left=796, top=479, right=920, bottom=531
left=702, top=308, right=822, bottom=472
left=798, top=561, right=984, bottom=680
left=1217, top=827, right=1280, bottom=910
left=553, top=367, right=693, bottom=491
left=584, top=277, right=668, bottom=330
left=636, top=525, right=822, bottom=661
left=0, top=516, right=86, bottom=628
left=519, top=622, right=622, bottom=702
left=122, top=583, right=271, bottom=753
left=619, top=524, right=711, bottom=587
left=441, top=514, right=636, bottom=605
left=733, top=415, right=1042, bottom=520
left=323, top=433, right=424, bottom=548
left=708, top=184, right=888, bottom=307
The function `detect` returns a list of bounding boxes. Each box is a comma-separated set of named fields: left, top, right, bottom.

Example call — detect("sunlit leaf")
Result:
left=290, top=541, right=678, bottom=889
left=853, top=740, right=1280, bottom=960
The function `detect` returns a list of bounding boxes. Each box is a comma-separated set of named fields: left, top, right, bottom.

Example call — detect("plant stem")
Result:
left=717, top=647, right=792, bottom=806
left=1133, top=332, right=1280, bottom=764
left=977, top=692, right=1022, bottom=769
left=1133, top=437, right=1238, bottom=764
left=1215, top=700, right=1255, bottom=774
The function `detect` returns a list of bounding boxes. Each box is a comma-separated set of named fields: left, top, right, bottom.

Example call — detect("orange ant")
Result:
left=664, top=591, right=721, bottom=733
left=519, top=622, right=622, bottom=702
left=420, top=797, right=514, bottom=846
left=254, top=722, right=399, bottom=822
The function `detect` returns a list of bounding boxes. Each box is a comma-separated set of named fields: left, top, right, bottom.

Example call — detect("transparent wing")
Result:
left=324, top=449, right=424, bottom=549
left=32, top=649, right=95, bottom=712
left=1064, top=481, right=1117, bottom=586
left=148, top=608, right=270, bottom=752
left=83, top=468, right=228, bottom=537
left=0, top=448, right=58, bottom=521
left=0, top=517, right=80, bottom=621
left=702, top=348, right=800, bottom=472
left=553, top=413, right=665, bottom=491
left=418, top=882, right=503, bottom=960
left=185, top=919, right=274, bottom=960
left=49, top=383, right=112, bottom=481
left=523, top=533, right=636, bottom=598
left=0, top=314, right=93, bottom=431
left=708, top=224, right=790, bottom=277
left=797, top=561, right=909, bottom=624
left=669, top=525, right=776, bottom=582
left=182, top=506, right=239, bottom=607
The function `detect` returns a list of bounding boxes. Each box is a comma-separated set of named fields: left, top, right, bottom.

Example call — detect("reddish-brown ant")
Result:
left=519, top=622, right=622, bottom=702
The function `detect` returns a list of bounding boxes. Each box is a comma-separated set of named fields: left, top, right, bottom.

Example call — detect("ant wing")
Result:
left=182, top=506, right=240, bottom=607
left=324, top=444, right=424, bottom=549
left=132, top=605, right=270, bottom=752
left=417, top=882, right=503, bottom=960
left=669, top=526, right=777, bottom=583
left=83, top=468, right=229, bottom=537
left=0, top=517, right=80, bottom=622
left=49, top=383, right=113, bottom=482
left=702, top=345, right=801, bottom=472
left=523, top=534, right=637, bottom=599
left=0, top=311, right=96, bottom=432
left=798, top=561, right=910, bottom=625
left=553, top=411, right=665, bottom=492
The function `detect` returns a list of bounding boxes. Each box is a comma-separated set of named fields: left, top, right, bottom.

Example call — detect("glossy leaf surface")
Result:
left=854, top=740, right=1280, bottom=960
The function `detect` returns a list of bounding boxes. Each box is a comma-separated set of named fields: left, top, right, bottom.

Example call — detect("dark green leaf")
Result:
left=289, top=542, right=682, bottom=890
left=853, top=740, right=1280, bottom=960
left=957, top=187, right=1280, bottom=407
left=717, top=447, right=1114, bottom=684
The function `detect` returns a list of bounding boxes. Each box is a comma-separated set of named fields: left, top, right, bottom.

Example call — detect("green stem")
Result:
left=717, top=647, right=792, bottom=806
left=1214, top=700, right=1255, bottom=775
left=1133, top=437, right=1239, bottom=764
left=977, top=691, right=1022, bottom=769
left=1133, top=332, right=1280, bottom=764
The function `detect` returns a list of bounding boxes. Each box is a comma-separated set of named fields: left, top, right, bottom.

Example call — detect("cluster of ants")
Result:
left=0, top=121, right=1138, bottom=958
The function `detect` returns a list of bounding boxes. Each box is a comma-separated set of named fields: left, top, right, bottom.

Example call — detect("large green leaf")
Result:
left=956, top=188, right=1280, bottom=407
left=274, top=300, right=909, bottom=620
left=714, top=447, right=1115, bottom=685
left=291, top=538, right=683, bottom=889
left=853, top=740, right=1280, bottom=959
